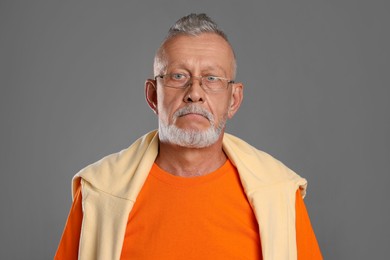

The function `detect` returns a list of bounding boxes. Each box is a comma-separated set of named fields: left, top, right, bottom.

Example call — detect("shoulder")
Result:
left=223, top=133, right=307, bottom=196
left=72, top=130, right=159, bottom=199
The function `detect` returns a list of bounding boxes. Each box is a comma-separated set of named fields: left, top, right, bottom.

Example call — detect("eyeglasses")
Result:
left=155, top=73, right=235, bottom=91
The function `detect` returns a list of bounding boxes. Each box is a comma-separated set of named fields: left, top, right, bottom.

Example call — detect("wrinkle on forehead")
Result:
left=154, top=33, right=237, bottom=78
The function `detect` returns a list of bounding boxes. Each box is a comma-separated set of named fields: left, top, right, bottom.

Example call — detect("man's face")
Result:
left=146, top=33, right=243, bottom=148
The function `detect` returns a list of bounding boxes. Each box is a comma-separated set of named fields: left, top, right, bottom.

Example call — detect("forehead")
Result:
left=157, top=33, right=235, bottom=76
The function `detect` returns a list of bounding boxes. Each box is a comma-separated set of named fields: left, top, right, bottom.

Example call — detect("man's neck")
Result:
left=155, top=137, right=227, bottom=177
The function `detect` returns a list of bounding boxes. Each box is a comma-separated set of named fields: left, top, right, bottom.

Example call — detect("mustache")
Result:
left=173, top=105, right=214, bottom=123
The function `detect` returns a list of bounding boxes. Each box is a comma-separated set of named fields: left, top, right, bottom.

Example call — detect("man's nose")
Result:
left=184, top=77, right=205, bottom=103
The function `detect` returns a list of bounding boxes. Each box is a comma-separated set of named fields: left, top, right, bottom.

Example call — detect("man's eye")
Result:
left=170, top=74, right=186, bottom=80
left=206, top=76, right=219, bottom=82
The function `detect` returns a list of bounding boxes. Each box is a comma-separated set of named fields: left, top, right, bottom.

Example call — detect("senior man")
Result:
left=56, top=13, right=322, bottom=259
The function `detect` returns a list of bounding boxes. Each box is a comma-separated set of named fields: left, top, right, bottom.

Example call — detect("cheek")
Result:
left=157, top=92, right=181, bottom=121
left=226, top=98, right=234, bottom=118
left=209, top=101, right=229, bottom=123
left=216, top=96, right=231, bottom=113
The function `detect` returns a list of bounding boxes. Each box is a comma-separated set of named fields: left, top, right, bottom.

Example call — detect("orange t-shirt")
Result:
left=55, top=160, right=322, bottom=259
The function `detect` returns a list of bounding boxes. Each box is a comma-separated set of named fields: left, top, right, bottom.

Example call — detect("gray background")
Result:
left=1, top=0, right=389, bottom=259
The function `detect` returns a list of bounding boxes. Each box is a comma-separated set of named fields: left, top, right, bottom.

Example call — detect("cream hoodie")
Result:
left=72, top=130, right=307, bottom=260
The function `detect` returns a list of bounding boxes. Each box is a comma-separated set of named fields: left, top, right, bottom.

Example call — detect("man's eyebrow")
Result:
left=166, top=63, right=227, bottom=75
left=199, top=66, right=230, bottom=78
left=201, top=65, right=226, bottom=74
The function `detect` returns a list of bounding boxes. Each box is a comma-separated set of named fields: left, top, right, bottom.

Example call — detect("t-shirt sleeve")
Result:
left=54, top=185, right=83, bottom=259
left=295, top=189, right=323, bottom=259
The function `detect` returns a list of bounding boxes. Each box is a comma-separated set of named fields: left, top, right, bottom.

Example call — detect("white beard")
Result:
left=158, top=104, right=227, bottom=148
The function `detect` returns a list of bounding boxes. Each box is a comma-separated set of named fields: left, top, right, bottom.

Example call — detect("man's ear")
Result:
left=145, top=79, right=158, bottom=114
left=227, top=82, right=244, bottom=119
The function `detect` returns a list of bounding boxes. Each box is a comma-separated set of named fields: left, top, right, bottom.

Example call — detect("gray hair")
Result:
left=167, top=13, right=228, bottom=41
left=154, top=13, right=237, bottom=78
